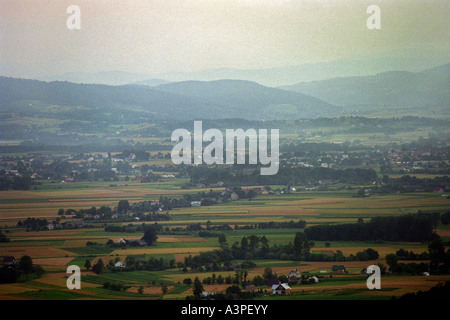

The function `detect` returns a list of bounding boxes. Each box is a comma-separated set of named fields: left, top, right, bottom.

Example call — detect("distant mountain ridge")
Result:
left=152, top=79, right=337, bottom=120
left=280, top=63, right=450, bottom=109
left=0, top=77, right=337, bottom=121
left=35, top=50, right=449, bottom=87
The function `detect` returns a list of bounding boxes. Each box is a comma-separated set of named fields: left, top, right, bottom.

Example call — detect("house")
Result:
left=288, top=269, right=300, bottom=281
left=137, top=239, right=148, bottom=246
left=230, top=263, right=241, bottom=271
left=332, top=265, right=347, bottom=273
left=190, top=201, right=202, bottom=207
left=201, top=291, right=214, bottom=297
left=244, top=285, right=257, bottom=293
left=433, top=187, right=444, bottom=193
left=116, top=238, right=126, bottom=245
left=308, top=276, right=319, bottom=283
left=3, top=256, right=15, bottom=265
left=115, top=261, right=126, bottom=268
left=271, top=283, right=291, bottom=295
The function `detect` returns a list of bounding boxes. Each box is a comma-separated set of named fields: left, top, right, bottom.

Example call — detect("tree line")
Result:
left=304, top=212, right=438, bottom=242
left=188, top=166, right=378, bottom=187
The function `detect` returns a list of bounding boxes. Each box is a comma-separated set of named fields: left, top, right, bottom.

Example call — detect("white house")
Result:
left=191, top=201, right=202, bottom=207
left=271, top=283, right=291, bottom=295
left=115, top=261, right=126, bottom=268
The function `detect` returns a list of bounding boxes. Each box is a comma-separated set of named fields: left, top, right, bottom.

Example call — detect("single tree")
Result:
left=18, top=255, right=33, bottom=274
left=92, top=259, right=104, bottom=274
left=192, top=276, right=204, bottom=297
left=161, top=284, right=168, bottom=296
left=117, top=200, right=130, bottom=214
left=142, top=227, right=158, bottom=246
left=218, top=233, right=227, bottom=247
left=262, top=267, right=273, bottom=281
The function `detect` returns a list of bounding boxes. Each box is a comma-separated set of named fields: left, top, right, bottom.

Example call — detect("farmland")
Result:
left=1, top=176, right=449, bottom=300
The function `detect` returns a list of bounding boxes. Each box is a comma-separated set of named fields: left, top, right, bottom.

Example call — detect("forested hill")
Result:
left=0, top=77, right=336, bottom=121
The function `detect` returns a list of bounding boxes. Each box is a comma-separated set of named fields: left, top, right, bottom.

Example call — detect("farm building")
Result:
left=244, top=285, right=257, bottom=293
left=2, top=256, right=15, bottom=265
left=271, top=283, right=291, bottom=295
left=115, top=261, right=126, bottom=268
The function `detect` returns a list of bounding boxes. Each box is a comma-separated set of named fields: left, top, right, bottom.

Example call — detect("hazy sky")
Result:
left=0, top=0, right=449, bottom=78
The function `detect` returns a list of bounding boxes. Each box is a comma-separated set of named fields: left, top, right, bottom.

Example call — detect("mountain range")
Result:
left=0, top=62, right=448, bottom=124
left=280, top=63, right=450, bottom=109
left=0, top=77, right=337, bottom=122
left=38, top=50, right=449, bottom=87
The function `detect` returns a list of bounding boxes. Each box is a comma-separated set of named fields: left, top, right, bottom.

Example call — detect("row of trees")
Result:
left=304, top=212, right=438, bottom=242
left=188, top=166, right=378, bottom=187
left=104, top=222, right=164, bottom=234
left=373, top=176, right=450, bottom=194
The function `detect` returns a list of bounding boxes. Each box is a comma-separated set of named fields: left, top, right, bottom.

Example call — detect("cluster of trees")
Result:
left=240, top=220, right=307, bottom=230
left=373, top=176, right=450, bottom=194
left=0, top=255, right=44, bottom=283
left=189, top=166, right=378, bottom=187
left=59, top=206, right=112, bottom=219
left=183, top=233, right=380, bottom=271
left=106, top=225, right=159, bottom=248
left=178, top=219, right=306, bottom=236
left=104, top=222, right=163, bottom=234
left=395, top=248, right=430, bottom=260
left=57, top=200, right=171, bottom=223
left=102, top=282, right=127, bottom=292
left=398, top=281, right=450, bottom=300
left=0, top=175, right=32, bottom=191
left=157, top=187, right=256, bottom=210
left=111, top=256, right=175, bottom=273
left=17, top=217, right=49, bottom=231
left=385, top=238, right=450, bottom=275
left=441, top=211, right=450, bottom=225
left=87, top=255, right=175, bottom=274
left=0, top=229, right=9, bottom=243
left=186, top=277, right=262, bottom=300
left=304, top=212, right=438, bottom=242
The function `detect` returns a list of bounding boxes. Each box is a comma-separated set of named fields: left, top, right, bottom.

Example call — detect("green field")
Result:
left=0, top=178, right=449, bottom=300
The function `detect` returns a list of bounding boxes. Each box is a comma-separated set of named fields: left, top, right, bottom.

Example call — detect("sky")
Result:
left=0, top=0, right=449, bottom=79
